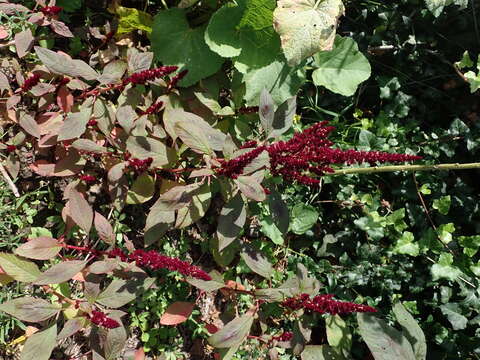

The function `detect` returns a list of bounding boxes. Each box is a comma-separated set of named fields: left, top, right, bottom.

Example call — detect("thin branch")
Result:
left=0, top=163, right=19, bottom=197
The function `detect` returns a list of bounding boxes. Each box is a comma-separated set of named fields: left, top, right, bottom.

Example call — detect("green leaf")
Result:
left=151, top=8, right=223, bottom=86
left=455, top=51, right=474, bottom=69
left=393, top=303, right=427, bottom=360
left=290, top=203, right=319, bottom=235
left=312, top=36, right=371, bottom=96
left=115, top=5, right=152, bottom=35
left=208, top=312, right=254, bottom=348
left=267, top=190, right=289, bottom=233
left=126, top=136, right=176, bottom=167
left=439, top=303, right=468, bottom=330
left=175, top=183, right=212, bottom=228
left=240, top=241, right=273, bottom=278
left=15, top=237, right=62, bottom=260
left=260, top=214, right=284, bottom=245
left=301, top=345, right=344, bottom=360
left=34, top=260, right=87, bottom=285
left=20, top=323, right=57, bottom=360
left=126, top=173, right=155, bottom=204
left=0, top=297, right=60, bottom=322
left=57, top=107, right=93, bottom=141
left=97, top=275, right=155, bottom=308
left=56, top=0, right=82, bottom=12
left=326, top=315, right=351, bottom=355
left=393, top=232, right=419, bottom=257
left=0, top=253, right=41, bottom=282
left=35, top=46, right=98, bottom=81
left=242, top=55, right=306, bottom=105
left=357, top=313, right=416, bottom=360
left=431, top=253, right=462, bottom=281
left=273, top=0, right=345, bottom=67
left=433, top=195, right=451, bottom=215
left=217, top=193, right=247, bottom=251
left=187, top=270, right=225, bottom=292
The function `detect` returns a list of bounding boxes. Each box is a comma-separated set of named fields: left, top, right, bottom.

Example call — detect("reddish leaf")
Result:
left=134, top=348, right=146, bottom=360
left=94, top=212, right=115, bottom=244
left=68, top=190, right=93, bottom=233
left=160, top=302, right=195, bottom=325
left=14, top=28, right=34, bottom=58
left=205, top=323, right=219, bottom=334
left=0, top=27, right=8, bottom=40
left=15, top=237, right=62, bottom=260
left=19, top=112, right=41, bottom=139
left=33, top=260, right=87, bottom=285
left=50, top=19, right=73, bottom=37
left=56, top=86, right=73, bottom=112
left=0, top=297, right=61, bottom=322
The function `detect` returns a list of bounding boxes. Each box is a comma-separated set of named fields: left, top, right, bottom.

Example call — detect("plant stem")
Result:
left=327, top=162, right=480, bottom=176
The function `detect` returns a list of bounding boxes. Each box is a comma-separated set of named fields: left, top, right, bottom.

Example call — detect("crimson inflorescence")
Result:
left=107, top=248, right=211, bottom=281
left=282, top=293, right=377, bottom=315
left=123, top=66, right=178, bottom=86
left=80, top=174, right=97, bottom=184
left=240, top=140, right=258, bottom=149
left=40, top=6, right=62, bottom=16
left=140, top=101, right=163, bottom=115
left=272, top=332, right=293, bottom=342
left=57, top=76, right=70, bottom=87
left=217, top=146, right=267, bottom=179
left=217, top=121, right=421, bottom=185
left=6, top=145, right=16, bottom=153
left=89, top=310, right=120, bottom=329
left=167, top=69, right=188, bottom=91
left=128, top=157, right=153, bottom=173
left=87, top=119, right=98, bottom=127
left=21, top=74, right=41, bottom=93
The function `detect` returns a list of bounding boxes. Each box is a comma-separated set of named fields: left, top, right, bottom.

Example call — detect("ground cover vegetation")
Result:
left=0, top=0, right=479, bottom=359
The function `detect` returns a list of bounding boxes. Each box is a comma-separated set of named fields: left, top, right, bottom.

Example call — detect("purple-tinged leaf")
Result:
left=236, top=175, right=266, bottom=202
left=68, top=189, right=93, bottom=233
left=217, top=193, right=246, bottom=251
left=50, top=19, right=73, bottom=37
left=127, top=49, right=153, bottom=73
left=94, top=212, right=115, bottom=244
left=208, top=312, right=254, bottom=348
left=57, top=318, right=85, bottom=340
left=15, top=237, right=62, bottom=260
left=57, top=108, right=93, bottom=141
left=71, top=139, right=106, bottom=154
left=0, top=297, right=61, bottom=322
left=20, top=323, right=57, bottom=360
left=34, top=260, right=87, bottom=285
left=19, top=112, right=41, bottom=139
left=240, top=241, right=273, bottom=278
left=14, top=28, right=34, bottom=58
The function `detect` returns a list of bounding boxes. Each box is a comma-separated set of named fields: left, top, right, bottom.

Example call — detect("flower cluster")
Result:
left=140, top=101, right=163, bottom=116
left=238, top=106, right=259, bottom=115
left=21, top=74, right=41, bottom=93
left=107, top=248, right=211, bottom=281
left=6, top=145, right=16, bottom=153
left=128, top=157, right=153, bottom=173
left=40, top=6, right=62, bottom=16
left=282, top=293, right=377, bottom=315
left=87, top=118, right=98, bottom=127
left=123, top=66, right=178, bottom=86
left=80, top=174, right=97, bottom=184
left=167, top=69, right=188, bottom=91
left=56, top=76, right=70, bottom=87
left=240, top=140, right=258, bottom=149
left=217, top=146, right=267, bottom=179
left=272, top=332, right=293, bottom=342
left=89, top=310, right=120, bottom=329
left=217, top=121, right=421, bottom=185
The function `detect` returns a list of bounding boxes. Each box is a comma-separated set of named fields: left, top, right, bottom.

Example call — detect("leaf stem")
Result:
left=327, top=162, right=480, bottom=176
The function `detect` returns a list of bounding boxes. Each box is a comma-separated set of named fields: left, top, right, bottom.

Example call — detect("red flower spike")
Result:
left=167, top=69, right=188, bottom=90
left=240, top=140, right=258, bottom=149
left=123, top=66, right=178, bottom=86
left=21, top=74, right=41, bottom=93
left=238, top=106, right=259, bottom=115
left=140, top=101, right=164, bottom=116
left=272, top=332, right=293, bottom=342
left=6, top=145, right=16, bottom=153
left=107, top=248, right=211, bottom=281
left=87, top=119, right=98, bottom=127
left=80, top=175, right=97, bottom=184
left=128, top=157, right=153, bottom=173
left=282, top=293, right=377, bottom=315
left=40, top=6, right=63, bottom=16
left=217, top=121, right=421, bottom=186
left=89, top=310, right=120, bottom=329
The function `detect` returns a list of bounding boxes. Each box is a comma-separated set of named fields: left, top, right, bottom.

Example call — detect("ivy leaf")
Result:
left=0, top=253, right=41, bottom=282
left=393, top=232, right=419, bottom=257
left=208, top=312, right=254, bottom=348
left=0, top=297, right=61, bottom=322
left=312, top=36, right=371, bottom=96
left=431, top=253, right=462, bottom=281
left=357, top=313, right=416, bottom=360
left=20, top=323, right=57, bottom=360
left=273, top=0, right=345, bottom=67
left=15, top=237, right=62, bottom=260
left=35, top=46, right=98, bottom=81
left=160, top=302, right=195, bottom=325
left=433, top=195, right=451, bottom=215
left=217, top=193, right=247, bottom=251
left=440, top=303, right=468, bottom=330
left=151, top=8, right=223, bottom=86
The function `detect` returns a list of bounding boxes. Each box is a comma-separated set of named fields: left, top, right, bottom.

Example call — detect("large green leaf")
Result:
left=0, top=297, right=61, bottom=322
left=393, top=303, right=427, bottom=360
left=273, top=0, right=345, bottom=67
left=217, top=193, right=247, bottom=251
left=440, top=303, right=468, bottom=330
left=425, top=0, right=468, bottom=17
left=290, top=203, right=319, bottom=235
left=151, top=8, right=223, bottom=86
left=312, top=36, right=371, bottom=96
left=0, top=253, right=41, bottom=282
left=208, top=312, right=254, bottom=348
left=20, top=323, right=57, bottom=360
left=357, top=313, right=416, bottom=360
left=242, top=56, right=306, bottom=105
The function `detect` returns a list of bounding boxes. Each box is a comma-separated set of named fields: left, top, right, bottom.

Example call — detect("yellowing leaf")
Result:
left=273, top=0, right=345, bottom=67
left=116, top=6, right=153, bottom=35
